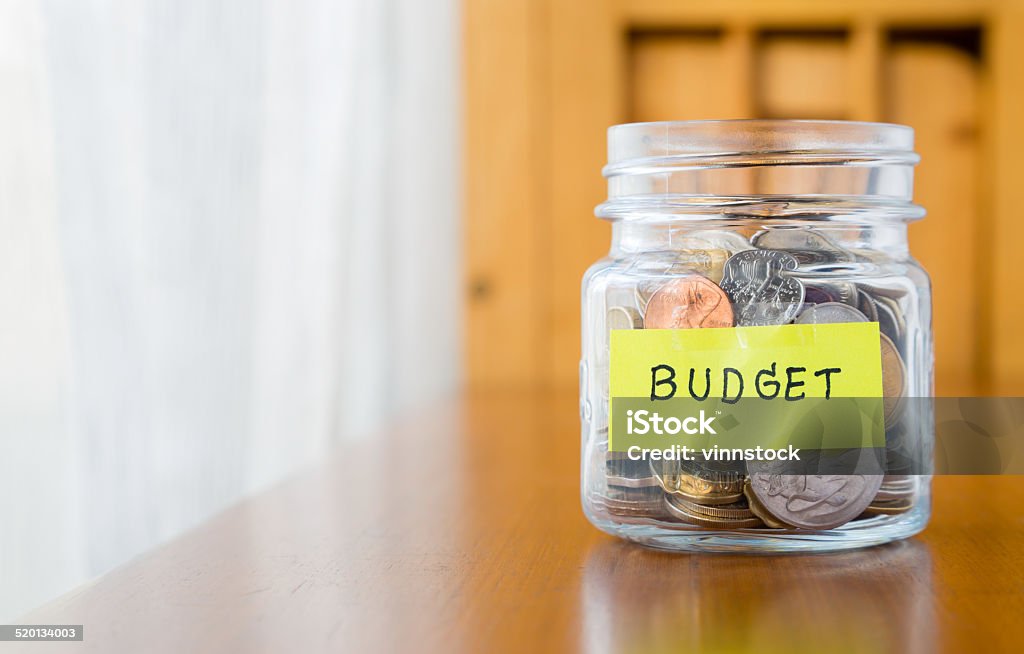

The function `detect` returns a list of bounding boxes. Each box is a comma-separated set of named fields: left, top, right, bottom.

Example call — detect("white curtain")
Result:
left=0, top=0, right=459, bottom=619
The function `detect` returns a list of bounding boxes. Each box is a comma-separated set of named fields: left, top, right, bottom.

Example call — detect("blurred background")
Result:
left=0, top=0, right=458, bottom=618
left=467, top=0, right=1024, bottom=401
left=2, top=0, right=1022, bottom=621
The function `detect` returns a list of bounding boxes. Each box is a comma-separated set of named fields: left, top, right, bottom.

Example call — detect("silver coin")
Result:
left=747, top=471, right=883, bottom=530
left=607, top=305, right=642, bottom=331
left=835, top=282, right=859, bottom=306
left=719, top=250, right=805, bottom=326
left=796, top=302, right=869, bottom=325
left=857, top=288, right=879, bottom=322
left=752, top=228, right=854, bottom=266
left=871, top=295, right=902, bottom=343
left=874, top=295, right=906, bottom=341
left=603, top=285, right=640, bottom=346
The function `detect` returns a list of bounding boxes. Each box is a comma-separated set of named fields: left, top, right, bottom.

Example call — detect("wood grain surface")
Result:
left=22, top=390, right=1024, bottom=653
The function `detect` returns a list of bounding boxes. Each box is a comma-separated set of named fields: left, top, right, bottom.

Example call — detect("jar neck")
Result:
left=598, top=121, right=924, bottom=226
left=609, top=220, right=910, bottom=258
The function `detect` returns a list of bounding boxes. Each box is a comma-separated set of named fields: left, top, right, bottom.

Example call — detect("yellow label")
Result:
left=608, top=322, right=885, bottom=452
left=610, top=322, right=883, bottom=400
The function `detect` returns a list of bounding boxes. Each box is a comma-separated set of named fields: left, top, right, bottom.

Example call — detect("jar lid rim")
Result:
left=607, top=120, right=916, bottom=167
left=610, top=118, right=912, bottom=131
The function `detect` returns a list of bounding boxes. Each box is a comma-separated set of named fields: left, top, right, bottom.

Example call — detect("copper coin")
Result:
left=642, top=275, right=734, bottom=329
left=880, top=332, right=906, bottom=424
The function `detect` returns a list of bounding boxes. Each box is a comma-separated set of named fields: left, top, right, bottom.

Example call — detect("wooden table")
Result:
left=24, top=390, right=1024, bottom=653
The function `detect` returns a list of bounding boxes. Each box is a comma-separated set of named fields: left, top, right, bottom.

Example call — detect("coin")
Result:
left=802, top=281, right=859, bottom=307
left=746, top=471, right=883, bottom=530
left=656, top=473, right=745, bottom=506
left=880, top=332, right=906, bottom=424
left=597, top=486, right=669, bottom=518
left=862, top=498, right=914, bottom=516
left=663, top=494, right=764, bottom=528
left=796, top=302, right=870, bottom=325
left=643, top=275, right=734, bottom=329
left=652, top=458, right=746, bottom=504
left=874, top=295, right=906, bottom=343
left=857, top=288, right=879, bottom=322
left=599, top=500, right=668, bottom=518
left=606, top=455, right=660, bottom=489
left=872, top=296, right=900, bottom=342
left=752, top=228, right=854, bottom=266
left=743, top=480, right=791, bottom=529
left=666, top=495, right=756, bottom=520
left=634, top=280, right=660, bottom=313
left=607, top=305, right=642, bottom=331
left=719, top=250, right=805, bottom=326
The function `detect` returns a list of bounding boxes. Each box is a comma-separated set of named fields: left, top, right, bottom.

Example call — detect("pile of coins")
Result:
left=593, top=227, right=920, bottom=531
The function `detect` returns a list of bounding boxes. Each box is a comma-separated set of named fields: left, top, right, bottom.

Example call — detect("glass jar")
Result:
left=580, top=120, right=932, bottom=552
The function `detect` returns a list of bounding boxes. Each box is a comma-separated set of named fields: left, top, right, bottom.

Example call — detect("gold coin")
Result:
left=880, top=332, right=906, bottom=424
left=663, top=495, right=764, bottom=529
left=666, top=495, right=755, bottom=520
left=743, top=480, right=792, bottom=529
left=657, top=473, right=744, bottom=506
